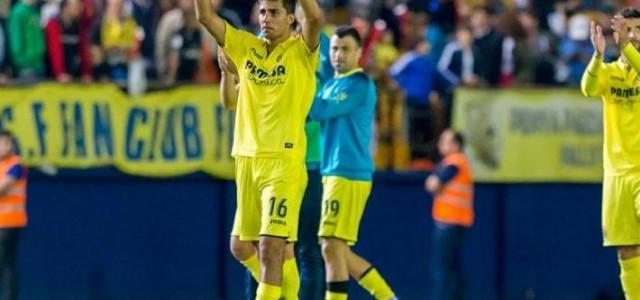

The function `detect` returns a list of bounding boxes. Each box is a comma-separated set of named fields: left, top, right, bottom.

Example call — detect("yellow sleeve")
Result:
left=622, top=43, right=640, bottom=74
left=580, top=54, right=607, bottom=97
left=222, top=22, right=258, bottom=66
left=297, top=37, right=320, bottom=73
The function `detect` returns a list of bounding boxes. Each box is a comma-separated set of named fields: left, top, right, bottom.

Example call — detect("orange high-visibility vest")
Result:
left=432, top=152, right=474, bottom=227
left=0, top=155, right=27, bottom=228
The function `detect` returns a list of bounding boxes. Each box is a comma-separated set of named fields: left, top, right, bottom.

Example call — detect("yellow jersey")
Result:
left=223, top=23, right=319, bottom=161
left=581, top=44, right=640, bottom=176
left=101, top=16, right=138, bottom=49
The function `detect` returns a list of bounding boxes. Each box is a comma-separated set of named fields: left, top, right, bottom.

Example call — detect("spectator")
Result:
left=547, top=0, right=568, bottom=38
left=246, top=2, right=261, bottom=35
left=374, top=74, right=410, bottom=171
left=373, top=29, right=399, bottom=75
left=399, top=6, right=449, bottom=62
left=130, top=0, right=158, bottom=77
left=470, top=6, right=503, bottom=86
left=398, top=11, right=426, bottom=51
left=45, top=0, right=92, bottom=82
left=156, top=0, right=237, bottom=81
left=41, top=0, right=62, bottom=26
left=377, top=0, right=402, bottom=48
left=390, top=38, right=442, bottom=166
left=0, top=1, right=10, bottom=19
left=8, top=0, right=46, bottom=82
left=518, top=10, right=556, bottom=85
left=529, top=0, right=555, bottom=31
left=424, top=14, right=447, bottom=62
left=373, top=28, right=408, bottom=170
left=91, top=0, right=138, bottom=83
left=156, top=0, right=190, bottom=79
left=81, top=0, right=101, bottom=28
left=358, top=18, right=386, bottom=68
left=437, top=23, right=479, bottom=129
left=438, top=24, right=480, bottom=88
left=427, top=0, right=457, bottom=34
left=496, top=11, right=527, bottom=87
left=164, top=7, right=202, bottom=86
left=222, top=0, right=253, bottom=25
left=158, top=0, right=176, bottom=17
left=558, top=13, right=593, bottom=85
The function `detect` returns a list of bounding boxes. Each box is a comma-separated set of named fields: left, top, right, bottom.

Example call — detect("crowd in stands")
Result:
left=0, top=0, right=631, bottom=168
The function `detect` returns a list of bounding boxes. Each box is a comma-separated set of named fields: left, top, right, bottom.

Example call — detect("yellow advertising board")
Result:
left=453, top=88, right=603, bottom=182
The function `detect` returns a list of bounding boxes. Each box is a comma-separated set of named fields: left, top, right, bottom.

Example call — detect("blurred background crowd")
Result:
left=0, top=0, right=633, bottom=169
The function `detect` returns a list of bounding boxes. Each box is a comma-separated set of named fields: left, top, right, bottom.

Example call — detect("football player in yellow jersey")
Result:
left=195, top=0, right=322, bottom=299
left=581, top=8, right=640, bottom=299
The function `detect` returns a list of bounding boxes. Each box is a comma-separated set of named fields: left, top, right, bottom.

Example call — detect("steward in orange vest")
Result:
left=0, top=140, right=26, bottom=228
left=426, top=130, right=473, bottom=227
left=0, top=130, right=27, bottom=300
left=425, top=129, right=473, bottom=299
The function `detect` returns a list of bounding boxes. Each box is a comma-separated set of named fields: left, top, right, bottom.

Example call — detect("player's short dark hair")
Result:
left=334, top=26, right=362, bottom=47
left=0, top=130, right=13, bottom=140
left=261, top=0, right=296, bottom=14
left=620, top=7, right=640, bottom=19
left=451, top=131, right=465, bottom=150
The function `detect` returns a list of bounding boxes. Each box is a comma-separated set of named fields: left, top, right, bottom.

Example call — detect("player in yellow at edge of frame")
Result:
left=581, top=7, right=640, bottom=300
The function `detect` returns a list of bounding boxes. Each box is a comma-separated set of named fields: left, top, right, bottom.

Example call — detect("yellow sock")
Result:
left=256, top=282, right=282, bottom=300
left=282, top=258, right=300, bottom=300
left=325, top=291, right=348, bottom=300
left=620, top=256, right=640, bottom=300
left=357, top=268, right=395, bottom=300
left=241, top=255, right=260, bottom=281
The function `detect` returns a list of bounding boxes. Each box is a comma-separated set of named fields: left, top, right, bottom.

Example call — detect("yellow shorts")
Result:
left=318, top=176, right=372, bottom=245
left=602, top=175, right=640, bottom=246
left=231, top=156, right=307, bottom=242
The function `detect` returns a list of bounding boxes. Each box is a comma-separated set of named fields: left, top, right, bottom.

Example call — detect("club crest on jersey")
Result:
left=245, top=60, right=286, bottom=86
left=336, top=92, right=348, bottom=102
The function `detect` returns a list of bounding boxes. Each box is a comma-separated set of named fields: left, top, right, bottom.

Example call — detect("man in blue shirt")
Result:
left=389, top=37, right=439, bottom=163
left=309, top=26, right=397, bottom=300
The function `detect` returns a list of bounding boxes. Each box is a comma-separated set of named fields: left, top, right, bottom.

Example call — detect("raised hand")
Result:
left=590, top=21, right=606, bottom=57
left=611, top=14, right=629, bottom=48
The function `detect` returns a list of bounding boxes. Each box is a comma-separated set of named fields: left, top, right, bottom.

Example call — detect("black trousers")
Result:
left=0, top=228, right=20, bottom=300
left=406, top=100, right=435, bottom=161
